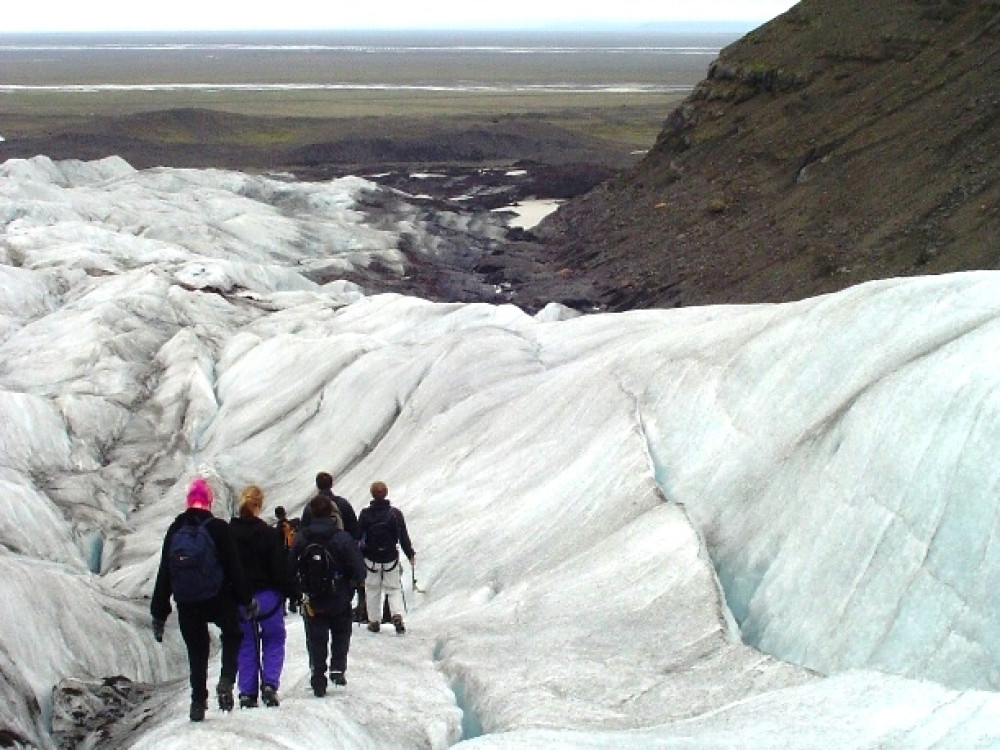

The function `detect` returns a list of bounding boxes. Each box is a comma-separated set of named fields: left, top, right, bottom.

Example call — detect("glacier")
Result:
left=1, top=155, right=1000, bottom=748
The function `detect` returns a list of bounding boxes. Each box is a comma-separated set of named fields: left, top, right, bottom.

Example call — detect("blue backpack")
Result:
left=168, top=517, right=224, bottom=603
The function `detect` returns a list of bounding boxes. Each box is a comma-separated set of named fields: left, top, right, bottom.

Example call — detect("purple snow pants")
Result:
left=237, top=589, right=286, bottom=696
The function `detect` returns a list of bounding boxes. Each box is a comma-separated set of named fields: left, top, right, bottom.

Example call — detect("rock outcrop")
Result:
left=542, top=0, right=1000, bottom=309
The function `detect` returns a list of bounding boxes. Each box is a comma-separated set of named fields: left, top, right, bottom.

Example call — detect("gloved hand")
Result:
left=287, top=594, right=300, bottom=614
left=152, top=618, right=165, bottom=643
left=244, top=598, right=260, bottom=621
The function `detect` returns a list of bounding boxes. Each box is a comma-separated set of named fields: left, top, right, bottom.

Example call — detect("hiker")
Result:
left=289, top=494, right=366, bottom=697
left=302, top=471, right=359, bottom=538
left=230, top=485, right=294, bottom=708
left=358, top=481, right=415, bottom=635
left=151, top=477, right=257, bottom=722
left=274, top=505, right=299, bottom=551
left=306, top=471, right=367, bottom=619
left=274, top=505, right=301, bottom=613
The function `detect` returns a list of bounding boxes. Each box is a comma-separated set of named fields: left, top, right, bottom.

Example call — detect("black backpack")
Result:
left=363, top=510, right=399, bottom=559
left=296, top=534, right=342, bottom=603
left=168, top=517, right=224, bottom=604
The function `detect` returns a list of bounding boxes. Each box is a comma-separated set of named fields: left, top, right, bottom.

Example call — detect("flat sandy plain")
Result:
left=0, top=30, right=728, bottom=177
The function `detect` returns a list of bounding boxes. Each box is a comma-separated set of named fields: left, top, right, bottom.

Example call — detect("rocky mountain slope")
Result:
left=541, top=0, right=1000, bottom=310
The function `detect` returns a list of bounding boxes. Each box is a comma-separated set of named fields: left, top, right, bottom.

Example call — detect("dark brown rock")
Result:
left=542, top=0, right=1000, bottom=310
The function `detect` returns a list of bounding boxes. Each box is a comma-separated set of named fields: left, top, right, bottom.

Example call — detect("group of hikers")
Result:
left=150, top=471, right=417, bottom=722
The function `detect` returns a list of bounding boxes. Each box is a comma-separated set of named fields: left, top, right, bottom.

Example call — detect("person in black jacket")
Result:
left=302, top=471, right=359, bottom=538
left=308, top=471, right=366, bottom=620
left=273, top=505, right=299, bottom=550
left=273, top=505, right=300, bottom=614
left=289, top=494, right=366, bottom=697
left=358, top=481, right=415, bottom=635
left=151, top=477, right=256, bottom=722
left=230, top=485, right=295, bottom=708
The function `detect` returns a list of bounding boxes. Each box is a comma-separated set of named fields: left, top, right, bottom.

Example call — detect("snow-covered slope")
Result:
left=2, top=156, right=1000, bottom=748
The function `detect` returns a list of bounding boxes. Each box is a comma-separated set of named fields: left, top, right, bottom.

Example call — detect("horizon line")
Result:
left=0, top=21, right=764, bottom=36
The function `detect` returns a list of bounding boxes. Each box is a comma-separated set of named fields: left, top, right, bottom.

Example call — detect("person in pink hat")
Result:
left=150, top=477, right=256, bottom=722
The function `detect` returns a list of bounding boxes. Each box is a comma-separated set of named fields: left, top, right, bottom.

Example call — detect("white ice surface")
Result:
left=493, top=198, right=563, bottom=230
left=2, top=156, right=1000, bottom=747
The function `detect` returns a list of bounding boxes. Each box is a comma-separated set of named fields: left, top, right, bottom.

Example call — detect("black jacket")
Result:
left=357, top=498, right=415, bottom=564
left=288, top=516, right=366, bottom=613
left=151, top=508, right=252, bottom=621
left=229, top=515, right=295, bottom=598
left=302, top=489, right=360, bottom=539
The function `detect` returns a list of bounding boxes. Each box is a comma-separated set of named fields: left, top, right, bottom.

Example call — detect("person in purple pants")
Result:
left=230, top=485, right=295, bottom=708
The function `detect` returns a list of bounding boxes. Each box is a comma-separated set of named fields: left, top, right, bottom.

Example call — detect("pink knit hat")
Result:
left=186, top=477, right=213, bottom=510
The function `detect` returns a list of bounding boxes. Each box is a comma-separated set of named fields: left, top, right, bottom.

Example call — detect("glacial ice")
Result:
left=2, top=155, right=999, bottom=747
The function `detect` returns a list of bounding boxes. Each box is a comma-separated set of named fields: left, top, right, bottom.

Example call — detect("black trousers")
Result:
left=304, top=603, right=353, bottom=676
left=177, top=596, right=242, bottom=702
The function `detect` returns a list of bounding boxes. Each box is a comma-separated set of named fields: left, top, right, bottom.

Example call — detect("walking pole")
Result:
left=254, top=618, right=264, bottom=698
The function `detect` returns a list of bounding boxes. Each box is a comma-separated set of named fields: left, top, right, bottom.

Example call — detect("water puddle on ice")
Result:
left=494, top=198, right=563, bottom=230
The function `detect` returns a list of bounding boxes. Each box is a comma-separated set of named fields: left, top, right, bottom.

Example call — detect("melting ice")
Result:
left=2, top=156, right=1000, bottom=748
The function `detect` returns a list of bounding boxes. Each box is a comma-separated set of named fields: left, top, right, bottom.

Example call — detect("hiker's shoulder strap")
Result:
left=385, top=507, right=401, bottom=533
left=174, top=514, right=213, bottom=534
left=300, top=524, right=336, bottom=550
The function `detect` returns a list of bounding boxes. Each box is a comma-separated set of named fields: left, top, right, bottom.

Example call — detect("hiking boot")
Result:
left=392, top=614, right=406, bottom=634
left=261, top=684, right=280, bottom=707
left=189, top=700, right=208, bottom=722
left=367, top=621, right=380, bottom=633
left=216, top=678, right=235, bottom=712
left=329, top=671, right=347, bottom=687
left=239, top=693, right=258, bottom=709
left=310, top=673, right=327, bottom=698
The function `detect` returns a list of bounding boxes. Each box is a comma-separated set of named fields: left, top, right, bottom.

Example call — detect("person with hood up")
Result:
left=151, top=477, right=256, bottom=722
left=229, top=485, right=294, bottom=708
left=290, top=494, right=366, bottom=697
left=305, top=471, right=365, bottom=620
left=358, top=481, right=415, bottom=634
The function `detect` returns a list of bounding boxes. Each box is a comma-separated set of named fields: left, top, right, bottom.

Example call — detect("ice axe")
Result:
left=411, top=560, right=426, bottom=594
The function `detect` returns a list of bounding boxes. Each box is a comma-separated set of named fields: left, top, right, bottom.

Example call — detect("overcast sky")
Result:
left=3, top=1, right=799, bottom=33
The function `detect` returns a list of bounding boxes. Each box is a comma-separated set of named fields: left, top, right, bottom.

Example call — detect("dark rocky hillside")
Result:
left=540, top=0, right=1000, bottom=310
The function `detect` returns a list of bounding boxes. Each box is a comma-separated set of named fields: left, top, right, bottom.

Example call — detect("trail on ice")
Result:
left=131, top=598, right=462, bottom=749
